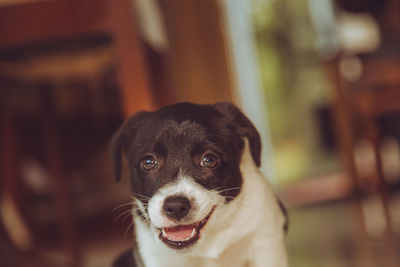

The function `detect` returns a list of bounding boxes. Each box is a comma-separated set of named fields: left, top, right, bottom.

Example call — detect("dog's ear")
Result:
left=110, top=111, right=150, bottom=182
left=213, top=102, right=261, bottom=166
left=110, top=125, right=126, bottom=182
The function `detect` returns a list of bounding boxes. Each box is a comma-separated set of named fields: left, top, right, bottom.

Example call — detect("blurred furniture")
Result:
left=332, top=39, right=400, bottom=193
left=0, top=0, right=155, bottom=115
left=332, top=0, right=400, bottom=192
left=349, top=60, right=400, bottom=192
left=331, top=42, right=400, bottom=244
left=0, top=0, right=155, bottom=265
left=0, top=94, right=68, bottom=267
left=0, top=231, right=62, bottom=267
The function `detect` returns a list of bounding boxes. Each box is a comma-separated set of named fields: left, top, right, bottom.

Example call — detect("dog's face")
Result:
left=111, top=102, right=261, bottom=251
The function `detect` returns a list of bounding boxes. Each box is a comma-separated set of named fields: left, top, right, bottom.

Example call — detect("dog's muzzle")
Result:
left=158, top=196, right=216, bottom=249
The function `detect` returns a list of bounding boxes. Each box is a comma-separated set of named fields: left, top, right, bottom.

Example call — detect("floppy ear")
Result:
left=110, top=111, right=150, bottom=182
left=213, top=102, right=261, bottom=166
left=110, top=125, right=125, bottom=182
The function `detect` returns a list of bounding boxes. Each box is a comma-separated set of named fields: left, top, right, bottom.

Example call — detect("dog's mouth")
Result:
left=158, top=207, right=216, bottom=249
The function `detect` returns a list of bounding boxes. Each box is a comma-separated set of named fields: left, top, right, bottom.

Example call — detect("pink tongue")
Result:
left=163, top=225, right=196, bottom=241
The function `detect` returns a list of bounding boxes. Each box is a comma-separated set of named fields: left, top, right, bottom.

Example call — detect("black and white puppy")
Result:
left=111, top=102, right=288, bottom=267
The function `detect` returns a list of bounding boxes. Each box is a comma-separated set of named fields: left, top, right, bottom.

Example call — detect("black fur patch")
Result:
left=110, top=102, right=261, bottom=215
left=277, top=199, right=289, bottom=233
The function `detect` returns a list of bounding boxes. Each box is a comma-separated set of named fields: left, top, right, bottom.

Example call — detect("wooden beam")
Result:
left=159, top=0, right=233, bottom=104
left=0, top=0, right=109, bottom=48
left=109, top=0, right=155, bottom=116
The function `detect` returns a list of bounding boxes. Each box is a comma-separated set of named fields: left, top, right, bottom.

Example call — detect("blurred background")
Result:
left=0, top=0, right=400, bottom=266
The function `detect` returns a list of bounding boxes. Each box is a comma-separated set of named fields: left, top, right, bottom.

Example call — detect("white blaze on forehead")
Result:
left=147, top=175, right=223, bottom=229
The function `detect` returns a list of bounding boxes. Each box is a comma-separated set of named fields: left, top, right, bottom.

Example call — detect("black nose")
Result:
left=163, top=196, right=191, bottom=221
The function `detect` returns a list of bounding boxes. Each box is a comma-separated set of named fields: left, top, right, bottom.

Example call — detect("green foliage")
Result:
left=251, top=0, right=339, bottom=185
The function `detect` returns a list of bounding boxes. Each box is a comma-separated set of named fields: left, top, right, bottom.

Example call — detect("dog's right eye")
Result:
left=140, top=156, right=158, bottom=171
left=200, top=153, right=219, bottom=168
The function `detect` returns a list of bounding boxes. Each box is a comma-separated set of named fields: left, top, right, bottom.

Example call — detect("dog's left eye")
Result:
left=140, top=156, right=158, bottom=171
left=200, top=154, right=219, bottom=168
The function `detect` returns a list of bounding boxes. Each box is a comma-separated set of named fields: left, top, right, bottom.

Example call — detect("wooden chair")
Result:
left=0, top=0, right=155, bottom=265
left=0, top=0, right=155, bottom=116
left=330, top=47, right=400, bottom=243
left=333, top=55, right=400, bottom=192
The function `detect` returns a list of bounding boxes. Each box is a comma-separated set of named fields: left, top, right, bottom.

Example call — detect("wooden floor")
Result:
left=287, top=193, right=400, bottom=267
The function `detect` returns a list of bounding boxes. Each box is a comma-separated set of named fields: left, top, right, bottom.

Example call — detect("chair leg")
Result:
left=328, top=61, right=358, bottom=191
left=0, top=110, right=32, bottom=250
left=41, top=87, right=80, bottom=266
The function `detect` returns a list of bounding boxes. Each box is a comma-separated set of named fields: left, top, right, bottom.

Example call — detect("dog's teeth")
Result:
left=161, top=229, right=167, bottom=238
left=190, top=227, right=196, bottom=238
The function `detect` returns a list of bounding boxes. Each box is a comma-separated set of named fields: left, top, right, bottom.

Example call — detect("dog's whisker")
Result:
left=213, top=186, right=225, bottom=191
left=122, top=213, right=134, bottom=222
left=124, top=222, right=134, bottom=239
left=130, top=208, right=143, bottom=215
left=133, top=203, right=149, bottom=211
left=135, top=213, right=150, bottom=223
left=132, top=207, right=147, bottom=215
left=134, top=197, right=150, bottom=202
left=131, top=193, right=150, bottom=200
left=132, top=197, right=148, bottom=203
left=136, top=202, right=149, bottom=207
left=112, top=202, right=134, bottom=212
left=113, top=208, right=133, bottom=223
left=132, top=205, right=150, bottom=220
left=215, top=187, right=241, bottom=194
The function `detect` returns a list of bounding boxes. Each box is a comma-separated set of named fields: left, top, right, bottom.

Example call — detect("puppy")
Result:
left=111, top=102, right=288, bottom=267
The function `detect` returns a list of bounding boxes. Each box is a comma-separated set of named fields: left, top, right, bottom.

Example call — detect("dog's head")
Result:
left=110, top=102, right=261, bottom=251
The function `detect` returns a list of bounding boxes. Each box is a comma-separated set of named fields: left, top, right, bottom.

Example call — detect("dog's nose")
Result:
left=163, top=196, right=191, bottom=221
